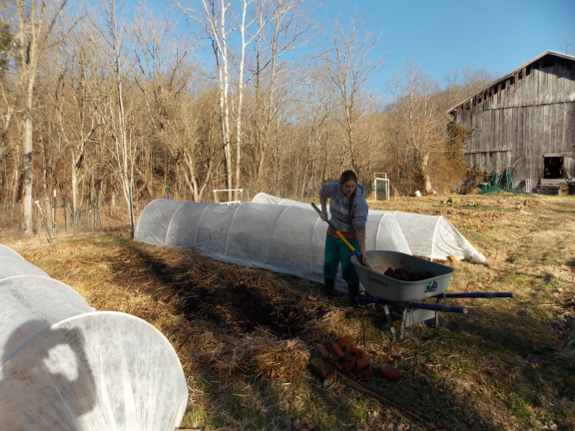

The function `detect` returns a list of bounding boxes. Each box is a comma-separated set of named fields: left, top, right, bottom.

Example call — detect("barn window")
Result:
left=501, top=81, right=506, bottom=90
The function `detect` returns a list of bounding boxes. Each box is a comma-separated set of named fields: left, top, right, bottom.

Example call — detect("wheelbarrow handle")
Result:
left=439, top=292, right=514, bottom=299
left=311, top=203, right=371, bottom=269
left=358, top=297, right=468, bottom=314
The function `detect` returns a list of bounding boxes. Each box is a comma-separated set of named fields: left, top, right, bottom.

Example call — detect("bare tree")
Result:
left=175, top=0, right=305, bottom=201
left=87, top=0, right=138, bottom=226
left=287, top=65, right=336, bottom=192
left=9, top=0, right=69, bottom=232
left=560, top=29, right=575, bottom=55
left=0, top=22, right=16, bottom=162
left=132, top=7, right=220, bottom=202
left=443, top=66, right=495, bottom=108
left=326, top=15, right=386, bottom=177
left=0, top=20, right=13, bottom=79
left=175, top=0, right=236, bottom=200
left=52, top=17, right=103, bottom=215
left=386, top=59, right=448, bottom=194
left=245, top=0, right=313, bottom=192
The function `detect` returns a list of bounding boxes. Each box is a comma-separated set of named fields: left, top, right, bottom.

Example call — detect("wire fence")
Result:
left=0, top=178, right=386, bottom=244
left=0, top=197, right=144, bottom=244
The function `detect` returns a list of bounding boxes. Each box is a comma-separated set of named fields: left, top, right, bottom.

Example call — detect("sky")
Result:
left=313, top=0, right=575, bottom=91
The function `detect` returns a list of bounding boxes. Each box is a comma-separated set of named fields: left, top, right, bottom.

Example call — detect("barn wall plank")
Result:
left=568, top=66, right=575, bottom=101
left=514, top=79, right=520, bottom=109
left=523, top=107, right=531, bottom=180
left=532, top=106, right=542, bottom=161
left=549, top=63, right=558, bottom=105
left=498, top=109, right=505, bottom=151
left=536, top=66, right=544, bottom=105
left=527, top=68, right=535, bottom=106
left=516, top=107, right=524, bottom=172
left=516, top=71, right=525, bottom=108
left=568, top=103, right=575, bottom=151
left=556, top=62, right=566, bottom=104
left=545, top=103, right=552, bottom=154
left=550, top=104, right=557, bottom=153
left=557, top=102, right=565, bottom=152
left=504, top=108, right=512, bottom=152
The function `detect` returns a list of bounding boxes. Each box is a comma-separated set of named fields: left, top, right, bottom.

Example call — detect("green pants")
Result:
left=323, top=234, right=360, bottom=285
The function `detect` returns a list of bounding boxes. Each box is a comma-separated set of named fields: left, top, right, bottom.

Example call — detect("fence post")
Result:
left=53, top=190, right=57, bottom=235
left=63, top=197, right=67, bottom=232
left=34, top=201, right=52, bottom=244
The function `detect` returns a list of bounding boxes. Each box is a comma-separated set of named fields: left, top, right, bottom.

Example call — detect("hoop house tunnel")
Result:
left=252, top=193, right=487, bottom=263
left=134, top=199, right=411, bottom=284
left=0, top=245, right=188, bottom=431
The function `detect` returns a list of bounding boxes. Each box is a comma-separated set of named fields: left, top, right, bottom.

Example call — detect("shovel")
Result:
left=311, top=203, right=373, bottom=270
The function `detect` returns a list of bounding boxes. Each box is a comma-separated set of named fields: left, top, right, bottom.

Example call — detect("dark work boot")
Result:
left=323, top=278, right=335, bottom=299
left=346, top=282, right=360, bottom=308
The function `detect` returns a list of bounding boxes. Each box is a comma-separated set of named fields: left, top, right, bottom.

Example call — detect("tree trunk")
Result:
left=23, top=84, right=34, bottom=232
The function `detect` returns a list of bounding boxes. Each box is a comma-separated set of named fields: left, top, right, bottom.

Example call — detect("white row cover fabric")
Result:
left=134, top=199, right=411, bottom=285
left=0, top=245, right=188, bottom=431
left=252, top=193, right=487, bottom=263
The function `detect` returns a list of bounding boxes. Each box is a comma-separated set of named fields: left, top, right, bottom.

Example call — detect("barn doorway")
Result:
left=543, top=156, right=564, bottom=179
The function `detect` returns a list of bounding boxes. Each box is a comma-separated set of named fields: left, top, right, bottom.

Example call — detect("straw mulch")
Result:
left=142, top=244, right=350, bottom=385
left=14, top=235, right=349, bottom=388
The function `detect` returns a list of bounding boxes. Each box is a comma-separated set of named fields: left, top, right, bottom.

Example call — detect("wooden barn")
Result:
left=448, top=50, right=575, bottom=194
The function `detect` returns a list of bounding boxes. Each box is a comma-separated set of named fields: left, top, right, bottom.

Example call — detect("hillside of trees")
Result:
left=0, top=0, right=495, bottom=232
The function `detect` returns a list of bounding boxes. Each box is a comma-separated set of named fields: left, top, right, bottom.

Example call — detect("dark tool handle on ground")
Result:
left=311, top=202, right=371, bottom=269
left=358, top=297, right=468, bottom=314
left=438, top=292, right=514, bottom=299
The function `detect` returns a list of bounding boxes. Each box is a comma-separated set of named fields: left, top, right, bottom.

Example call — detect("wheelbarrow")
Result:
left=351, top=250, right=514, bottom=339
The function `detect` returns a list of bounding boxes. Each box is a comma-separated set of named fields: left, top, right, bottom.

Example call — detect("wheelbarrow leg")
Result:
left=400, top=308, right=408, bottom=340
left=383, top=304, right=396, bottom=338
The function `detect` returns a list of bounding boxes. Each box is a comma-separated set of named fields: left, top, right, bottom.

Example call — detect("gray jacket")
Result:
left=320, top=182, right=368, bottom=233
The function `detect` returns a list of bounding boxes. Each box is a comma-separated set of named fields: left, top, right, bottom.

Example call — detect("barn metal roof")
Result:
left=447, top=50, right=575, bottom=114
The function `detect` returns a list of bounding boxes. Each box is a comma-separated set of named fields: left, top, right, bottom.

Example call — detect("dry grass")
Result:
left=3, top=192, right=575, bottom=431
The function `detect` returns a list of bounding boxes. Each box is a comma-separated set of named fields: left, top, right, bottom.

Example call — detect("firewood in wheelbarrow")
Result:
left=384, top=266, right=434, bottom=282
left=384, top=267, right=399, bottom=279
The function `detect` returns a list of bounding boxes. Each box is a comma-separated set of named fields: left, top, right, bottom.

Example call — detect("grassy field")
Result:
left=3, top=193, right=575, bottom=431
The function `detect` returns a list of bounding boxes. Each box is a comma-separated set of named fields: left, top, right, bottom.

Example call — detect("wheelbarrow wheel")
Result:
left=366, top=301, right=403, bottom=322
left=367, top=302, right=386, bottom=316
left=422, top=317, right=439, bottom=327
left=362, top=294, right=383, bottom=315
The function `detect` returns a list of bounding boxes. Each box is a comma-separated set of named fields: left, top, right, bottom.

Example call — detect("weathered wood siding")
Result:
left=451, top=55, right=575, bottom=187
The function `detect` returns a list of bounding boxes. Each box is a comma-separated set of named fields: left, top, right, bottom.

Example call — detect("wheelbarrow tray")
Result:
left=351, top=250, right=455, bottom=302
